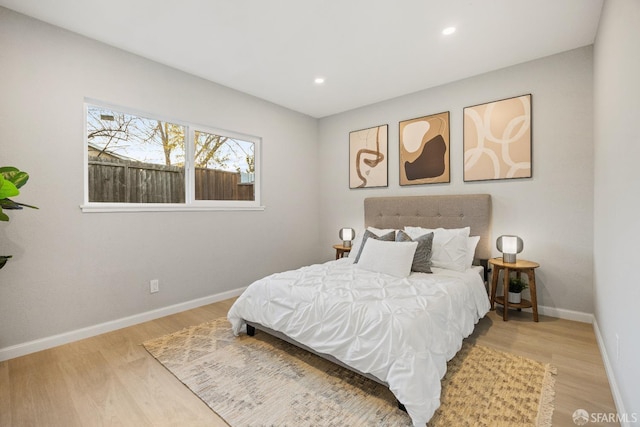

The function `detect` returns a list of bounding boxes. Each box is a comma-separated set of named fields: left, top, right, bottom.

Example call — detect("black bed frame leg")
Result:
left=397, top=400, right=407, bottom=412
left=246, top=324, right=255, bottom=336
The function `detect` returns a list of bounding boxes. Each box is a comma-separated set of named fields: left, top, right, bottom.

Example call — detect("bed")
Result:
left=227, top=194, right=492, bottom=426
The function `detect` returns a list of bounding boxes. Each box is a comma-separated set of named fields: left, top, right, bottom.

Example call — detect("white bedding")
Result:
left=227, top=257, right=490, bottom=426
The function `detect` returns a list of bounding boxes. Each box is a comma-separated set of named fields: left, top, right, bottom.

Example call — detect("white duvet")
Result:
left=227, top=257, right=490, bottom=426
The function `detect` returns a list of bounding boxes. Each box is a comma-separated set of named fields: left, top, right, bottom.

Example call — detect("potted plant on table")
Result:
left=508, top=277, right=528, bottom=304
left=1, top=166, right=38, bottom=269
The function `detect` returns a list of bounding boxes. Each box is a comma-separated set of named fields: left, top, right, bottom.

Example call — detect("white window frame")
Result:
left=81, top=100, right=263, bottom=213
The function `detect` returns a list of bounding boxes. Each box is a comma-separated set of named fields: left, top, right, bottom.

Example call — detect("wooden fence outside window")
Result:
left=88, top=156, right=254, bottom=203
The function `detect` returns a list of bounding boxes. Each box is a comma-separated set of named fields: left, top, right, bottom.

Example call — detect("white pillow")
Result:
left=356, top=238, right=418, bottom=278
left=404, top=226, right=470, bottom=272
left=466, top=236, right=481, bottom=268
left=348, top=227, right=398, bottom=259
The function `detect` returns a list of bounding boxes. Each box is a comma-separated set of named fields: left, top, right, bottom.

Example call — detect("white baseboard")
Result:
left=592, top=319, right=630, bottom=427
left=538, top=305, right=594, bottom=323
left=0, top=287, right=246, bottom=362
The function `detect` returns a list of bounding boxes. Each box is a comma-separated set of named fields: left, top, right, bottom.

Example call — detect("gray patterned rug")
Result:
left=143, top=318, right=555, bottom=427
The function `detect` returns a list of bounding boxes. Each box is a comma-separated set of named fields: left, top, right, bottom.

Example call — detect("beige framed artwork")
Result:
left=399, top=111, right=450, bottom=186
left=463, top=94, right=532, bottom=182
left=349, top=124, right=388, bottom=189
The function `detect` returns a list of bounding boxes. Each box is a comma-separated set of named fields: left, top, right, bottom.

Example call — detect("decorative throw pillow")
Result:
left=356, top=238, right=418, bottom=278
left=404, top=226, right=470, bottom=272
left=367, top=227, right=397, bottom=236
left=353, top=229, right=396, bottom=262
left=349, top=227, right=397, bottom=259
left=396, top=230, right=434, bottom=273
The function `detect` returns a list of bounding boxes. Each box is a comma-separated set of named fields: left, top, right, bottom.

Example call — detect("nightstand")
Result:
left=333, top=244, right=351, bottom=260
left=489, top=258, right=540, bottom=322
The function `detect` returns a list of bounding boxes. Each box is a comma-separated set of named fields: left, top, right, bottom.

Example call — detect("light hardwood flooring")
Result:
left=0, top=299, right=618, bottom=426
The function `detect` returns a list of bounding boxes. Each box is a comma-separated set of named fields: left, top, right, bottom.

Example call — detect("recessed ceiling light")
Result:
left=442, top=27, right=456, bottom=36
left=314, top=77, right=325, bottom=85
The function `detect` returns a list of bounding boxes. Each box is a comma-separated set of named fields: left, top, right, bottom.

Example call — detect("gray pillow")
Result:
left=396, top=230, right=434, bottom=273
left=354, top=229, right=396, bottom=263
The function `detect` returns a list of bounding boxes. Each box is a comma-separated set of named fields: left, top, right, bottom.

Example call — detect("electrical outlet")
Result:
left=150, top=279, right=159, bottom=293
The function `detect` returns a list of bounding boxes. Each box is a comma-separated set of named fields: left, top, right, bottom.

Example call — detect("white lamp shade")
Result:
left=339, top=228, right=355, bottom=247
left=496, top=235, right=523, bottom=263
left=502, top=236, right=518, bottom=254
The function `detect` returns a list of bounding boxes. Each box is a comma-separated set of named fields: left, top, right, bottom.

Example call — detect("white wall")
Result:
left=0, top=8, right=321, bottom=352
left=318, top=47, right=595, bottom=317
left=593, top=0, right=640, bottom=419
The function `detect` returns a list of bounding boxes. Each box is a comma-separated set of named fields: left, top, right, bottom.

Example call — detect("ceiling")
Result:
left=0, top=0, right=603, bottom=118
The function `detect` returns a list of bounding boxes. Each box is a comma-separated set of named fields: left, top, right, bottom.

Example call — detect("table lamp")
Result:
left=339, top=228, right=355, bottom=248
left=496, top=235, right=523, bottom=263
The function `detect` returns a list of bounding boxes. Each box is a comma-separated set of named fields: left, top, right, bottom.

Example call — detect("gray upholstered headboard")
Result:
left=364, top=194, right=492, bottom=260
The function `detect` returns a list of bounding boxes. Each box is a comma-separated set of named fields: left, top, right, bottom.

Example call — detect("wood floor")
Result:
left=0, top=299, right=618, bottom=427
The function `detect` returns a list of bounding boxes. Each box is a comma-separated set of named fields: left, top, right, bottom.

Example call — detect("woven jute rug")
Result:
left=143, top=318, right=556, bottom=427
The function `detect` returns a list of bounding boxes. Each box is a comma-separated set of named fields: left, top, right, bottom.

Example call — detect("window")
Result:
left=193, top=130, right=256, bottom=202
left=83, top=101, right=261, bottom=212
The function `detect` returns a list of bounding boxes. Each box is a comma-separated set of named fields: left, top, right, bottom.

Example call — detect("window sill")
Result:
left=80, top=203, right=266, bottom=213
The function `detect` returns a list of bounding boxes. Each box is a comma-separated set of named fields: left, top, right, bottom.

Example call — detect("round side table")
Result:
left=489, top=258, right=540, bottom=322
left=333, top=244, right=351, bottom=260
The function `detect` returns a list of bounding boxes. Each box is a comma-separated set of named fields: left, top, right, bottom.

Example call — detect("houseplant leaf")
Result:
left=508, top=277, right=528, bottom=293
left=1, top=198, right=24, bottom=209
left=0, top=167, right=37, bottom=224
left=0, top=167, right=30, bottom=189
left=0, top=175, right=20, bottom=199
left=1, top=167, right=36, bottom=261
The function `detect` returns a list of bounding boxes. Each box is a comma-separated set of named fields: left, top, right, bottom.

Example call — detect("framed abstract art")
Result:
left=349, top=124, right=388, bottom=189
left=399, top=111, right=450, bottom=185
left=463, top=94, right=532, bottom=182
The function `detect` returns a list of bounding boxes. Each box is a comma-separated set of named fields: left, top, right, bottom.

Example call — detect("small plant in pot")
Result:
left=508, top=277, right=528, bottom=304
